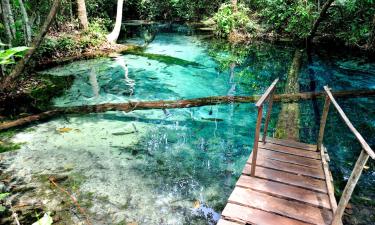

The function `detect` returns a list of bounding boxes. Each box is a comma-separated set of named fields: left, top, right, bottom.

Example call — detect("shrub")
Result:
left=213, top=3, right=255, bottom=37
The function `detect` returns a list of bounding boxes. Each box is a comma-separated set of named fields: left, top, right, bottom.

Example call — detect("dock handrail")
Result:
left=250, top=78, right=279, bottom=176
left=317, top=85, right=374, bottom=225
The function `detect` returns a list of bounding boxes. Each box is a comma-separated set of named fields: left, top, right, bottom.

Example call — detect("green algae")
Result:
left=125, top=50, right=205, bottom=68
left=0, top=130, right=21, bottom=153
left=29, top=74, right=75, bottom=110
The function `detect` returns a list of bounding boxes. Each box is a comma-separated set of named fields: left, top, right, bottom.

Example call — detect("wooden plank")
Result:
left=236, top=175, right=331, bottom=209
left=221, top=203, right=311, bottom=225
left=251, top=106, right=264, bottom=176
left=261, top=137, right=316, bottom=151
left=259, top=148, right=322, bottom=168
left=247, top=157, right=325, bottom=179
left=242, top=164, right=328, bottom=193
left=256, top=78, right=279, bottom=107
left=259, top=142, right=320, bottom=159
left=324, top=86, right=375, bottom=159
left=229, top=187, right=332, bottom=225
left=216, top=219, right=244, bottom=225
left=321, top=145, right=338, bottom=212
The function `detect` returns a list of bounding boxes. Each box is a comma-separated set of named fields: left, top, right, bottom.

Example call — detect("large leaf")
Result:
left=0, top=46, right=31, bottom=65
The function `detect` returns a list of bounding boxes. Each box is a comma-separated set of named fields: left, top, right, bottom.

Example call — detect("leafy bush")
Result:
left=213, top=3, right=255, bottom=37
left=36, top=18, right=108, bottom=59
left=259, top=0, right=316, bottom=38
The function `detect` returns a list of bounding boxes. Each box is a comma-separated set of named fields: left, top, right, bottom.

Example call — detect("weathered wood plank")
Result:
left=216, top=219, right=244, bottom=225
left=221, top=203, right=311, bottom=225
left=256, top=78, right=279, bottom=107
left=258, top=142, right=321, bottom=159
left=251, top=106, right=264, bottom=176
left=261, top=137, right=316, bottom=151
left=228, top=187, right=332, bottom=225
left=236, top=175, right=331, bottom=209
left=258, top=148, right=322, bottom=168
left=242, top=164, right=328, bottom=193
left=247, top=157, right=325, bottom=179
left=321, top=145, right=338, bottom=212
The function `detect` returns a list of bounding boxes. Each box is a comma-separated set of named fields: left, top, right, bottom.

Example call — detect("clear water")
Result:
left=4, top=33, right=375, bottom=224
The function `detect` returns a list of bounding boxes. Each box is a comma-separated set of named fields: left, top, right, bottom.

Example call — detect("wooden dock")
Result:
left=218, top=137, right=335, bottom=225
left=217, top=79, right=375, bottom=225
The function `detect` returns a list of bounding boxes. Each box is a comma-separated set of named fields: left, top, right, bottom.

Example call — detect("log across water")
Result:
left=0, top=89, right=374, bottom=131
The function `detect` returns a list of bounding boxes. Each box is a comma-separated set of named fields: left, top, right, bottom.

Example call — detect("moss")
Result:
left=124, top=50, right=205, bottom=68
left=0, top=142, right=21, bottom=153
left=0, top=129, right=21, bottom=153
left=28, top=74, right=75, bottom=110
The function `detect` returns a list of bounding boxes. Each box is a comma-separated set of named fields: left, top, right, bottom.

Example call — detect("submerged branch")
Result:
left=0, top=89, right=374, bottom=131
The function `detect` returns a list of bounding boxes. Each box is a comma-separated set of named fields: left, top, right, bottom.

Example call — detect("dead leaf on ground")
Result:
left=57, top=127, right=73, bottom=133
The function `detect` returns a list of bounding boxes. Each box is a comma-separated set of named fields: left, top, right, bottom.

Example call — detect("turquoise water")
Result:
left=4, top=33, right=375, bottom=224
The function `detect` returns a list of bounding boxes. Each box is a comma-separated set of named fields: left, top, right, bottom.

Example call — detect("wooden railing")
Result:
left=250, top=78, right=279, bottom=176
left=317, top=86, right=375, bottom=225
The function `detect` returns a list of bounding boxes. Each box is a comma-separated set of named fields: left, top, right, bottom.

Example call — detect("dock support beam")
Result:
left=317, top=95, right=330, bottom=151
left=251, top=106, right=263, bottom=176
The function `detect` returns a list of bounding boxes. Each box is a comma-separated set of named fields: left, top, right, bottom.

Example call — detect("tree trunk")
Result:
left=1, top=0, right=15, bottom=44
left=367, top=15, right=375, bottom=50
left=2, top=0, right=16, bottom=38
left=107, top=0, right=124, bottom=43
left=18, top=0, right=32, bottom=46
left=308, top=0, right=335, bottom=42
left=1, top=89, right=375, bottom=131
left=275, top=49, right=303, bottom=141
left=76, top=0, right=88, bottom=29
left=231, top=0, right=238, bottom=12
left=0, top=0, right=61, bottom=91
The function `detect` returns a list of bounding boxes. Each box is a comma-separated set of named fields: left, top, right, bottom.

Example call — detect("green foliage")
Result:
left=213, top=3, right=254, bottom=37
left=259, top=0, right=316, bottom=38
left=0, top=46, right=30, bottom=65
left=36, top=18, right=107, bottom=60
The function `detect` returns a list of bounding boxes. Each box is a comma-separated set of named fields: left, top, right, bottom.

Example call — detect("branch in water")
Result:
left=0, top=89, right=374, bottom=131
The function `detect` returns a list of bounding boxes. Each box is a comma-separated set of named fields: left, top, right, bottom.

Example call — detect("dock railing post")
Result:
left=262, top=91, right=275, bottom=143
left=251, top=105, right=263, bottom=176
left=331, top=150, right=369, bottom=225
left=317, top=91, right=331, bottom=151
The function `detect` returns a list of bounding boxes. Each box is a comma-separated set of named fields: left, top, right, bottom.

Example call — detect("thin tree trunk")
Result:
left=18, top=0, right=32, bottom=45
left=1, top=89, right=375, bottom=131
left=367, top=15, right=375, bottom=50
left=69, top=0, right=74, bottom=22
left=2, top=0, right=16, bottom=38
left=308, top=0, right=335, bottom=42
left=0, top=0, right=61, bottom=91
left=1, top=0, right=14, bottom=44
left=231, top=0, right=238, bottom=12
left=0, top=38, right=5, bottom=77
left=76, top=0, right=88, bottom=29
left=107, top=0, right=124, bottom=43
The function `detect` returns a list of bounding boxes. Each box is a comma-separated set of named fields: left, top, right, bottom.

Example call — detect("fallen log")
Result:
left=1, top=89, right=374, bottom=131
